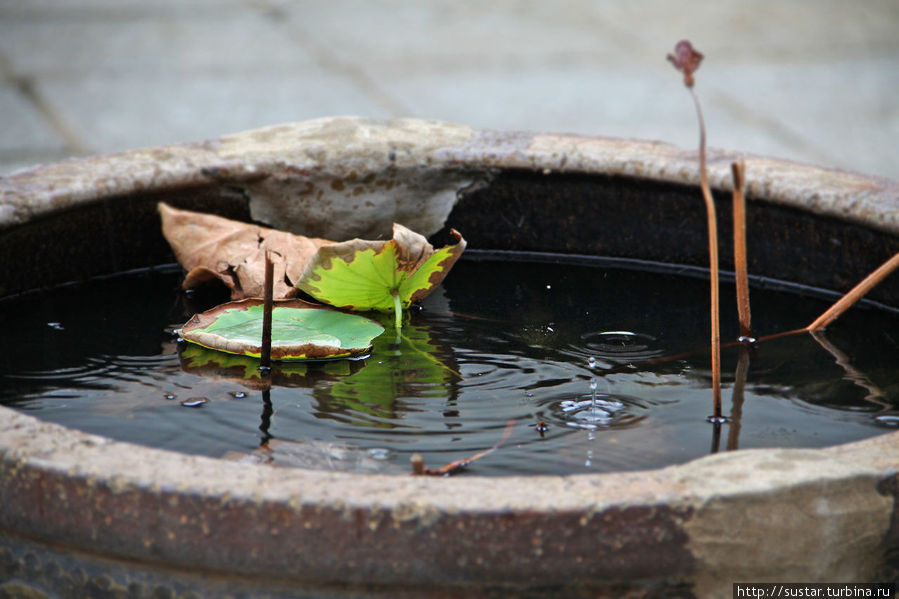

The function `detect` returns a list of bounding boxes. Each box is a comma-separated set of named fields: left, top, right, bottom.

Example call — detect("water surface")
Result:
left=1, top=252, right=897, bottom=475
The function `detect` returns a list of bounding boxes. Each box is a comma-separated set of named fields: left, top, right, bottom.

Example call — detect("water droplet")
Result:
left=738, top=335, right=757, bottom=345
left=589, top=379, right=598, bottom=391
left=580, top=330, right=661, bottom=360
left=47, top=322, right=64, bottom=331
left=180, top=397, right=208, bottom=408
left=706, top=415, right=728, bottom=424
left=575, top=406, right=612, bottom=426
left=163, top=393, right=177, bottom=401
left=560, top=400, right=581, bottom=412
left=230, top=391, right=247, bottom=399
left=559, top=397, right=617, bottom=430
left=367, top=448, right=391, bottom=460
left=874, top=415, right=899, bottom=428
left=587, top=356, right=597, bottom=369
left=600, top=398, right=624, bottom=411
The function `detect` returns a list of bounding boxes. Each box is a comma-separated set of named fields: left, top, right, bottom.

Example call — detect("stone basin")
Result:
left=1, top=117, right=897, bottom=597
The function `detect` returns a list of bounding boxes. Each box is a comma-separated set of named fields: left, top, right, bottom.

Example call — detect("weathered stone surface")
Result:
left=1, top=117, right=897, bottom=239
left=0, top=117, right=897, bottom=596
left=1, top=402, right=897, bottom=594
left=214, top=118, right=481, bottom=239
left=677, top=449, right=893, bottom=597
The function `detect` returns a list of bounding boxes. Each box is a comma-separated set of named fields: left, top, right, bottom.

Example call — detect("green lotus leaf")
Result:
left=297, top=223, right=466, bottom=330
left=181, top=298, right=385, bottom=361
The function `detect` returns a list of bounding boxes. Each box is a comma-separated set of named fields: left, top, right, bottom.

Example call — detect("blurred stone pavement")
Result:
left=1, top=0, right=897, bottom=180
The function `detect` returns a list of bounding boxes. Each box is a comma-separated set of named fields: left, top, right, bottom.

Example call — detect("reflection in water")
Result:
left=260, top=387, right=273, bottom=444
left=1, top=256, right=897, bottom=476
left=809, top=330, right=889, bottom=409
left=179, top=343, right=359, bottom=389
left=726, top=346, right=751, bottom=452
left=310, top=323, right=460, bottom=429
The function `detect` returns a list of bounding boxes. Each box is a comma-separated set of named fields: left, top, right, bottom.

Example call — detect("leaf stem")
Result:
left=391, top=289, right=403, bottom=331
left=689, top=85, right=723, bottom=421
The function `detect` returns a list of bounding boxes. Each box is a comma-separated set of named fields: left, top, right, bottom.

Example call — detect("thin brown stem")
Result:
left=596, top=252, right=899, bottom=377
left=731, top=160, right=752, bottom=338
left=806, top=252, right=899, bottom=331
left=260, top=250, right=274, bottom=371
left=689, top=86, right=722, bottom=420
left=411, top=420, right=515, bottom=476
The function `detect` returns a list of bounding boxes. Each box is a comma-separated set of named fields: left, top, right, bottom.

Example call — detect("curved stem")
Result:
left=690, top=86, right=722, bottom=420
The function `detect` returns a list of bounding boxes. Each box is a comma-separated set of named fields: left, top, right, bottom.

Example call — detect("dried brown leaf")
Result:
left=667, top=39, right=704, bottom=87
left=158, top=202, right=332, bottom=299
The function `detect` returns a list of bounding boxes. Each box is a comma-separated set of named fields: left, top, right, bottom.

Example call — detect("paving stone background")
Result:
left=1, top=0, right=897, bottom=180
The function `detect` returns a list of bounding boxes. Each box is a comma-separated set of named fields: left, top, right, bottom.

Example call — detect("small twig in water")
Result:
left=411, top=420, right=516, bottom=476
left=805, top=252, right=899, bottom=332
left=731, top=160, right=752, bottom=339
left=754, top=252, right=899, bottom=343
left=668, top=39, right=723, bottom=421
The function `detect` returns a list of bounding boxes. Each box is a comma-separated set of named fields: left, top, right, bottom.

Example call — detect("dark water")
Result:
left=1, top=252, right=897, bottom=475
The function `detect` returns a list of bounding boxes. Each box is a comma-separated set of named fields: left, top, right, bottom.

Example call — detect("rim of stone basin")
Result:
left=1, top=117, right=897, bottom=595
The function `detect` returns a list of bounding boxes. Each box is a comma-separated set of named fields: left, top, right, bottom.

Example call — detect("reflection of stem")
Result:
left=259, top=387, right=273, bottom=445
left=709, top=421, right=722, bottom=454
left=689, top=85, right=722, bottom=421
left=727, top=346, right=750, bottom=451
left=731, top=160, right=752, bottom=338
left=809, top=330, right=889, bottom=410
